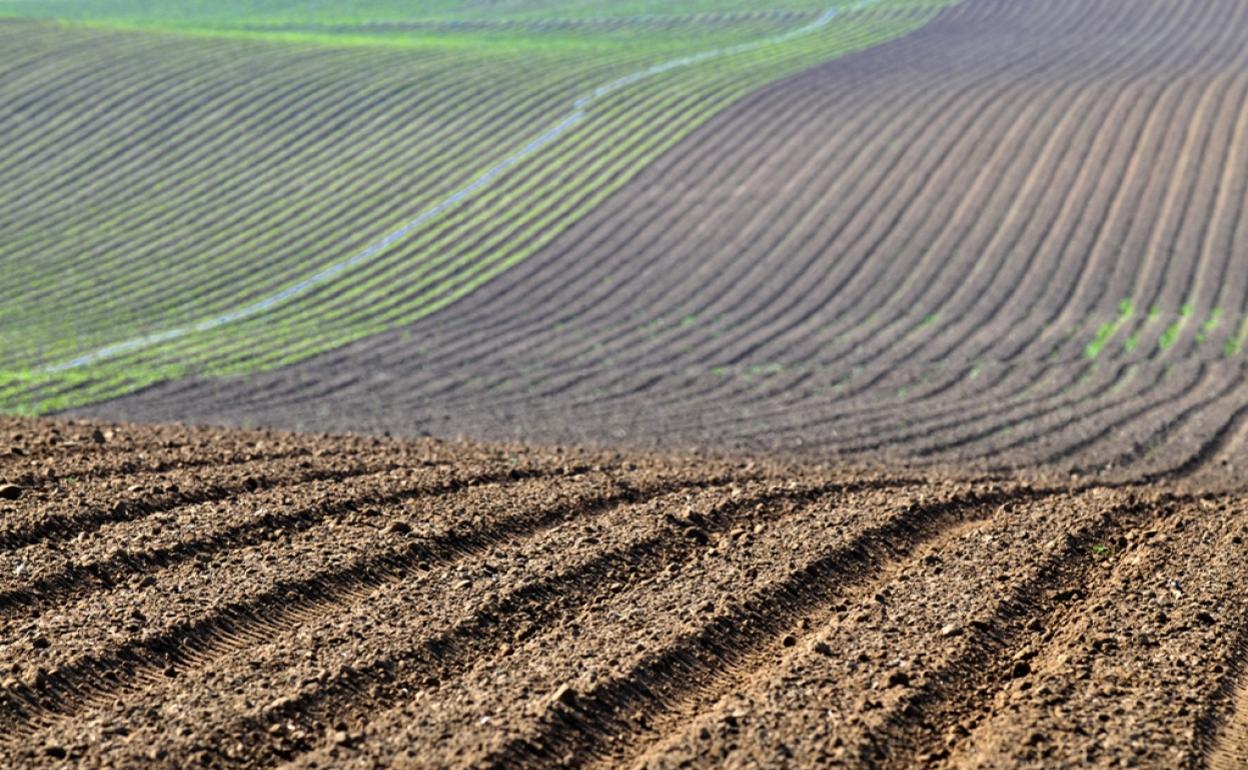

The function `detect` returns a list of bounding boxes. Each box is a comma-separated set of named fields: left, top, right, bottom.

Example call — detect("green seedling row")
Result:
left=1085, top=298, right=1133, bottom=359
left=0, top=19, right=808, bottom=344
left=1195, top=307, right=1222, bottom=344
left=1227, top=317, right=1248, bottom=358
left=1157, top=302, right=1194, bottom=351
left=1, top=1, right=949, bottom=413
left=106, top=17, right=916, bottom=377
left=0, top=42, right=621, bottom=341
left=54, top=19, right=899, bottom=378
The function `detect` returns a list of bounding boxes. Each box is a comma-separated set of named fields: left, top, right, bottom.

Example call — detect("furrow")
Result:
left=0, top=456, right=407, bottom=552
left=943, top=494, right=1248, bottom=769
left=1206, top=634, right=1248, bottom=770
left=5, top=476, right=915, bottom=767
left=474, top=485, right=1054, bottom=770
left=848, top=494, right=1172, bottom=768
left=247, top=481, right=870, bottom=769
left=0, top=469, right=708, bottom=743
left=0, top=464, right=560, bottom=619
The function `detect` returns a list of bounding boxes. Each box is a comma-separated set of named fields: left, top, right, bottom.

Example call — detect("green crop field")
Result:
left=0, top=0, right=951, bottom=414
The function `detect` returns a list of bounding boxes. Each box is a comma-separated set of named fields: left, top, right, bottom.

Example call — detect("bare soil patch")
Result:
left=2, top=416, right=1245, bottom=769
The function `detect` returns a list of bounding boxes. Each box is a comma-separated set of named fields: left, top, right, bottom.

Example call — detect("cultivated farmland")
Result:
left=75, top=0, right=1248, bottom=486
left=3, top=0, right=1248, bottom=768
left=0, top=1, right=945, bottom=411
left=1, top=417, right=1247, bottom=769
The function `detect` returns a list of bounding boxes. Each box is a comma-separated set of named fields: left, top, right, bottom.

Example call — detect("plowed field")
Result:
left=1, top=416, right=1246, bottom=769
left=5, top=0, right=1248, bottom=767
left=80, top=0, right=1248, bottom=488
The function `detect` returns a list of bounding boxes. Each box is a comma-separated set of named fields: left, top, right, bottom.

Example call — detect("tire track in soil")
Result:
left=0, top=465, right=614, bottom=659
left=850, top=495, right=1174, bottom=769
left=0, top=432, right=311, bottom=488
left=0, top=457, right=407, bottom=552
left=470, top=486, right=1057, bottom=770
left=155, top=477, right=928, bottom=769
left=619, top=489, right=1235, bottom=770
left=0, top=470, right=727, bottom=742
left=16, top=475, right=925, bottom=769
left=1206, top=638, right=1248, bottom=770
left=940, top=493, right=1248, bottom=770
left=0, top=464, right=565, bottom=620
left=2, top=417, right=1245, bottom=767
left=6, top=0, right=1248, bottom=763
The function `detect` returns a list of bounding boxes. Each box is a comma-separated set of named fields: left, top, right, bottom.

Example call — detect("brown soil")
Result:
left=14, top=0, right=1248, bottom=766
left=2, top=415, right=1246, bottom=769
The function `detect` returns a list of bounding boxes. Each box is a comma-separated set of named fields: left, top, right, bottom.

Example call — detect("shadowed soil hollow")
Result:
left=2, top=416, right=1247, bottom=769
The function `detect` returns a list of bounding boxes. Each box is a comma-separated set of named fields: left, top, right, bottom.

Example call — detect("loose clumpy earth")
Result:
left=1, top=416, right=1246, bottom=769
left=5, top=0, right=1248, bottom=767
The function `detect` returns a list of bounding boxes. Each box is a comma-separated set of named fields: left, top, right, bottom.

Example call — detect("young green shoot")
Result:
left=1086, top=298, right=1133, bottom=359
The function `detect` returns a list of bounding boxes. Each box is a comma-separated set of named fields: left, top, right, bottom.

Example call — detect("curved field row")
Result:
left=0, top=4, right=944, bottom=411
left=243, top=9, right=822, bottom=35
left=0, top=0, right=953, bottom=25
left=1, top=416, right=1245, bottom=769
left=0, top=26, right=630, bottom=345
left=91, top=0, right=1248, bottom=484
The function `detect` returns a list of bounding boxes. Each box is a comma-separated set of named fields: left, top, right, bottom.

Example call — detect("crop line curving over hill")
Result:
left=42, top=5, right=849, bottom=374
left=5, top=1, right=1248, bottom=764
left=0, top=0, right=945, bottom=414
left=61, top=0, right=1248, bottom=486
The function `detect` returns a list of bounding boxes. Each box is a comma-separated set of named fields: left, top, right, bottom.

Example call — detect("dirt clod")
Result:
left=887, top=671, right=912, bottom=688
left=0, top=414, right=1242, bottom=770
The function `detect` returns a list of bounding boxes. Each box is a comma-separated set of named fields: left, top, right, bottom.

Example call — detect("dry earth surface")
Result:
left=1, top=416, right=1247, bottom=769
left=9, top=0, right=1248, bottom=767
